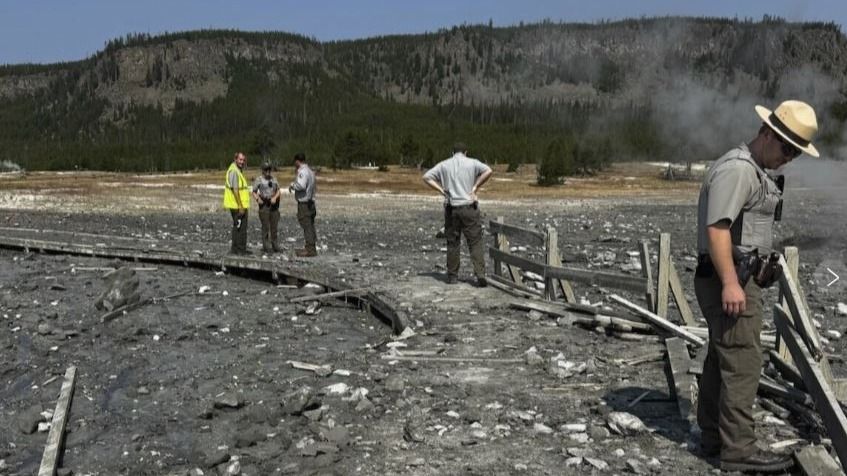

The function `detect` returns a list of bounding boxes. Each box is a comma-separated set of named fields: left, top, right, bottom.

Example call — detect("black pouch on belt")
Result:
left=733, top=248, right=782, bottom=288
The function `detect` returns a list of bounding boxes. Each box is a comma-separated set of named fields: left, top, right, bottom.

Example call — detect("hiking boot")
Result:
left=296, top=248, right=317, bottom=257
left=474, top=276, right=488, bottom=288
left=446, top=275, right=458, bottom=285
left=720, top=450, right=794, bottom=473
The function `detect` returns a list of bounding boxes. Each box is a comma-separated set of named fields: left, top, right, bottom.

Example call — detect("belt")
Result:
left=297, top=200, right=315, bottom=204
left=447, top=202, right=477, bottom=210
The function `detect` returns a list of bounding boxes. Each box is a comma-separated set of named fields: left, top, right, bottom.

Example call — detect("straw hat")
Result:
left=755, top=100, right=819, bottom=157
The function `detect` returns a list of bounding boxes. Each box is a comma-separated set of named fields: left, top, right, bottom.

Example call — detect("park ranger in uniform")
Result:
left=253, top=161, right=282, bottom=253
left=694, top=100, right=819, bottom=473
left=223, top=152, right=251, bottom=255
left=423, top=142, right=493, bottom=287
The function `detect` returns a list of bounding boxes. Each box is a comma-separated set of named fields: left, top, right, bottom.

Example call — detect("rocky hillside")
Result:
left=1, top=17, right=845, bottom=170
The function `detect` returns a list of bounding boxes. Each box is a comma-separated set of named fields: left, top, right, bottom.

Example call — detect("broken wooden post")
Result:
left=777, top=246, right=800, bottom=364
left=38, top=366, right=77, bottom=476
left=665, top=337, right=696, bottom=424
left=288, top=287, right=369, bottom=303
left=657, top=233, right=671, bottom=319
left=545, top=226, right=575, bottom=303
left=494, top=217, right=522, bottom=285
left=639, top=240, right=656, bottom=313
left=774, top=304, right=847, bottom=467
left=668, top=261, right=696, bottom=326
left=610, top=294, right=706, bottom=347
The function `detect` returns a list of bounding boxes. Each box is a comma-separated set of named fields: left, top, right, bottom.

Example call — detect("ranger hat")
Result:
left=755, top=100, right=819, bottom=157
left=261, top=161, right=273, bottom=171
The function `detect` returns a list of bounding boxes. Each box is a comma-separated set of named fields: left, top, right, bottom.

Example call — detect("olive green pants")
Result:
left=444, top=204, right=485, bottom=279
left=229, top=209, right=248, bottom=253
left=258, top=207, right=280, bottom=251
left=297, top=201, right=317, bottom=253
left=694, top=275, right=763, bottom=461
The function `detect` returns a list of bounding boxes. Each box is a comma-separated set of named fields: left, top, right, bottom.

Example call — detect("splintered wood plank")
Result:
left=777, top=246, right=800, bottom=363
left=668, top=261, right=696, bottom=326
left=657, top=233, right=671, bottom=319
left=610, top=294, right=705, bottom=347
left=639, top=240, right=656, bottom=313
left=545, top=265, right=646, bottom=293
left=38, top=366, right=77, bottom=476
left=778, top=254, right=823, bottom=359
left=774, top=305, right=847, bottom=467
left=665, top=337, right=696, bottom=423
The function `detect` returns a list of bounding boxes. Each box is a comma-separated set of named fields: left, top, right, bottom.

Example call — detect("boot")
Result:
left=720, top=449, right=794, bottom=473
left=296, top=248, right=316, bottom=257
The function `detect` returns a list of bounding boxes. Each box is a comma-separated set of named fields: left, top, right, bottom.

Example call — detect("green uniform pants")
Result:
left=229, top=209, right=249, bottom=253
left=444, top=204, right=485, bottom=279
left=258, top=207, right=280, bottom=251
left=297, top=201, right=317, bottom=253
left=694, top=274, right=763, bottom=461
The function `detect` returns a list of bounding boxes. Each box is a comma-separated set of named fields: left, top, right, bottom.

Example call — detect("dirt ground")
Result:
left=1, top=161, right=846, bottom=475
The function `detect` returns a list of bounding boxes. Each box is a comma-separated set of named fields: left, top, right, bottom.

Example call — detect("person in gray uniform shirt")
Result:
left=289, top=152, right=317, bottom=257
left=694, top=100, right=819, bottom=473
left=423, top=142, right=493, bottom=287
left=252, top=161, right=282, bottom=253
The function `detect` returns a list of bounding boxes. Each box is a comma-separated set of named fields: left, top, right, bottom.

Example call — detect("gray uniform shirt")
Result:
left=291, top=164, right=316, bottom=202
left=696, top=144, right=769, bottom=254
left=423, top=153, right=492, bottom=206
left=253, top=175, right=279, bottom=200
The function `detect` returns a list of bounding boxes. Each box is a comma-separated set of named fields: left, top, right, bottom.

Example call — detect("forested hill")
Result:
left=1, top=16, right=846, bottom=172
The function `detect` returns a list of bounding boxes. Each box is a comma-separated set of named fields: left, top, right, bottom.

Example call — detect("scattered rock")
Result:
left=17, top=405, right=42, bottom=434
left=354, top=398, right=375, bottom=413
left=585, top=457, right=609, bottom=470
left=607, top=411, right=648, bottom=435
left=203, top=449, right=230, bottom=468
left=533, top=423, right=554, bottom=435
left=838, top=302, right=847, bottom=316
left=213, top=393, right=243, bottom=409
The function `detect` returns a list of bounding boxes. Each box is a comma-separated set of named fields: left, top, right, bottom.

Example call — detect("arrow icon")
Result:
left=827, top=268, right=840, bottom=287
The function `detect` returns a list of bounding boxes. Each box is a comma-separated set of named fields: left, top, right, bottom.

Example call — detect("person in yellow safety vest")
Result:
left=223, top=152, right=251, bottom=255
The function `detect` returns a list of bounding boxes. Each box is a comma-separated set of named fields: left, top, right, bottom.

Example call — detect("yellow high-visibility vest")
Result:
left=223, top=162, right=250, bottom=209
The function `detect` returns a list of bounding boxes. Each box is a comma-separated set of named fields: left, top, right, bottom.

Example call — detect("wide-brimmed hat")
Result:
left=261, top=161, right=273, bottom=171
left=755, top=100, right=819, bottom=157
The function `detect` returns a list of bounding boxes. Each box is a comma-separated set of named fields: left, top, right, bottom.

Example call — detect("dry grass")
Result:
left=0, top=162, right=700, bottom=202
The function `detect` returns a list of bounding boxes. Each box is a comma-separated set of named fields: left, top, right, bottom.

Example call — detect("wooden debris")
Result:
left=488, top=219, right=546, bottom=247
left=794, top=445, right=843, bottom=476
left=774, top=304, right=847, bottom=467
left=610, top=294, right=706, bottom=347
left=288, top=287, right=369, bottom=303
left=657, top=233, right=671, bottom=319
left=639, top=240, right=656, bottom=313
left=758, top=398, right=791, bottom=419
left=680, top=326, right=777, bottom=348
left=287, top=361, right=332, bottom=376
left=545, top=226, right=575, bottom=302
left=38, top=366, right=77, bottom=476
left=768, top=350, right=806, bottom=391
left=487, top=273, right=542, bottom=298
left=493, top=217, right=525, bottom=286
left=510, top=301, right=653, bottom=332
left=619, top=351, right=666, bottom=366
left=380, top=355, right=522, bottom=363
left=668, top=261, right=696, bottom=326
left=778, top=255, right=824, bottom=359
left=100, top=290, right=195, bottom=323
left=628, top=390, right=652, bottom=409
left=545, top=265, right=646, bottom=293
left=665, top=337, right=696, bottom=423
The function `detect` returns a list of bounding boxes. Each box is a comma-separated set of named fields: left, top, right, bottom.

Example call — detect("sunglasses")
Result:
left=775, top=133, right=801, bottom=158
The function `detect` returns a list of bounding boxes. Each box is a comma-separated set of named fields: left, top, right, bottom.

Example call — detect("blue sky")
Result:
left=1, top=0, right=844, bottom=64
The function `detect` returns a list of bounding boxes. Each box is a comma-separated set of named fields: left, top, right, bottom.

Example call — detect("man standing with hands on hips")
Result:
left=289, top=152, right=317, bottom=257
left=694, top=100, right=819, bottom=473
left=223, top=152, right=251, bottom=255
left=423, top=142, right=492, bottom=287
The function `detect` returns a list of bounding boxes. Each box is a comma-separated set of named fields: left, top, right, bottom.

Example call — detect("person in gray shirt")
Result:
left=694, top=100, right=819, bottom=473
left=289, top=152, right=317, bottom=257
left=423, top=142, right=493, bottom=287
left=252, top=161, right=282, bottom=253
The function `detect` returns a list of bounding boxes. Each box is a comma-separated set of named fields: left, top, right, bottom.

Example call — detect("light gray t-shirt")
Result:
left=423, top=153, right=492, bottom=206
left=291, top=164, right=316, bottom=202
left=696, top=144, right=763, bottom=254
